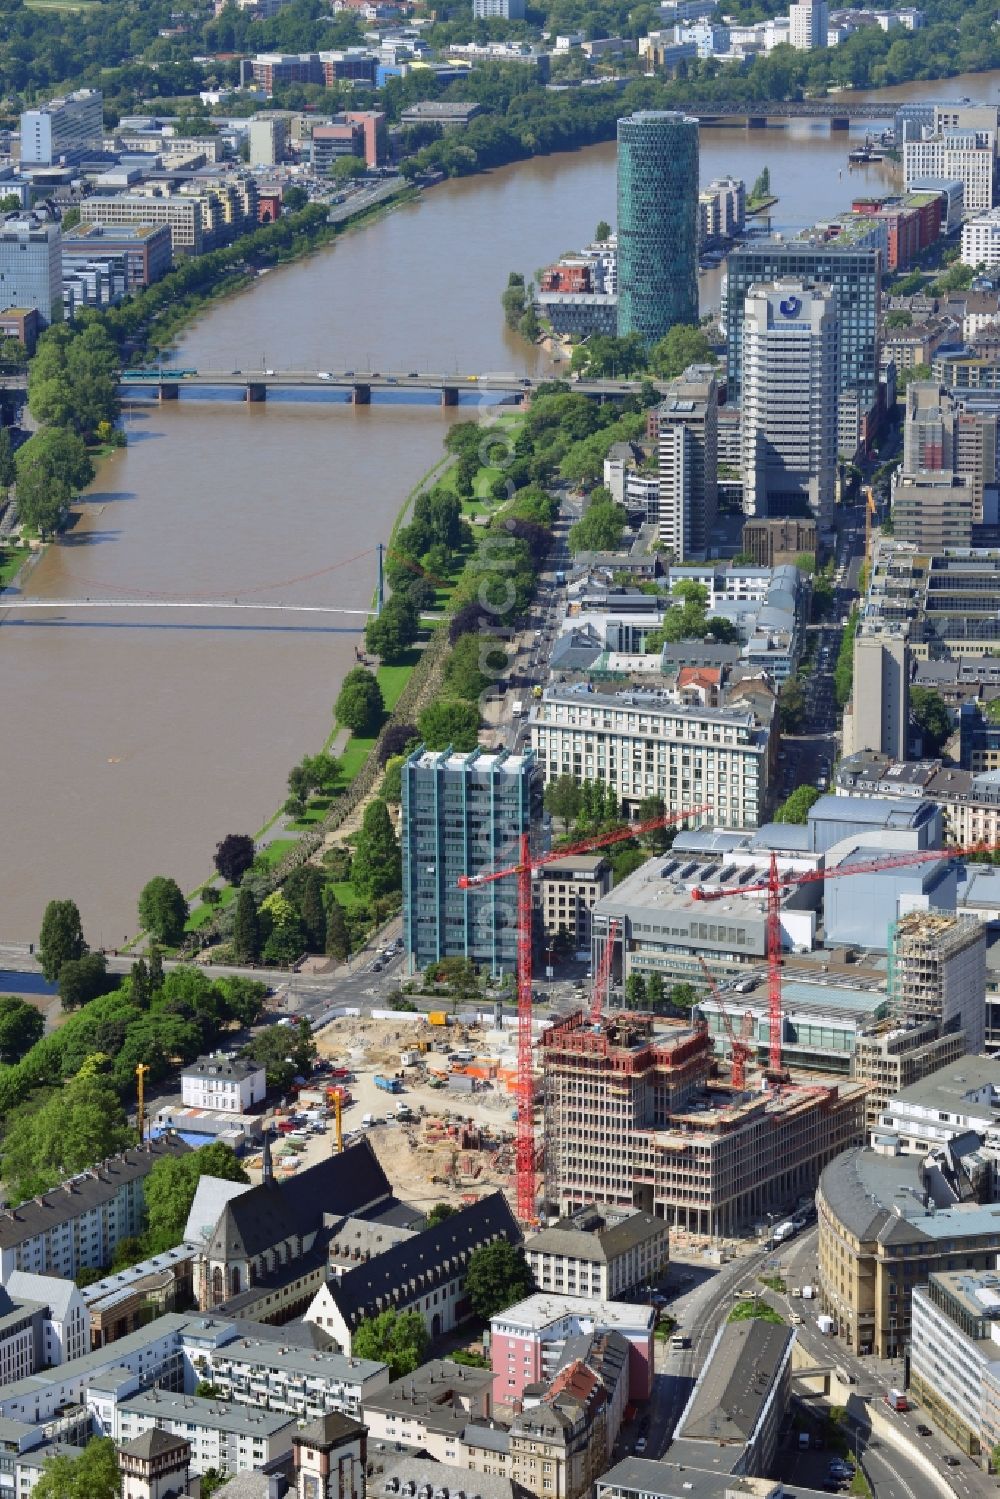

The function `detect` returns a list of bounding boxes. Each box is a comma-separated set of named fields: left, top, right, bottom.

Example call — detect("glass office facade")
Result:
left=616, top=111, right=699, bottom=345
left=725, top=241, right=881, bottom=415
left=401, top=746, right=538, bottom=977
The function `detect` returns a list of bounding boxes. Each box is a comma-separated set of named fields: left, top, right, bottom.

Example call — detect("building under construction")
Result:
left=889, top=912, right=987, bottom=1052
left=853, top=1018, right=969, bottom=1135
left=541, top=1012, right=866, bottom=1237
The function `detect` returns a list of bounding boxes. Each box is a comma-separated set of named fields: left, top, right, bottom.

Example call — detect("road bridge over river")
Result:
left=117, top=369, right=657, bottom=406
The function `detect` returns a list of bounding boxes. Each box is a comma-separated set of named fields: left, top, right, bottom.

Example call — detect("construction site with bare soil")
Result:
left=241, top=1011, right=530, bottom=1215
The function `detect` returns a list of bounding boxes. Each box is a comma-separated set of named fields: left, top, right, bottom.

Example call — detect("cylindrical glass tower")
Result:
left=617, top=110, right=700, bottom=345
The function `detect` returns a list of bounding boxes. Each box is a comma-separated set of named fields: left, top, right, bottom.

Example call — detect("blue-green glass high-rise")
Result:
left=617, top=111, right=699, bottom=345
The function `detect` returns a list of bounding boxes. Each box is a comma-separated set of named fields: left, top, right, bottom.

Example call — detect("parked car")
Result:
left=634, top=1438, right=647, bottom=1454
left=916, top=1425, right=932, bottom=1437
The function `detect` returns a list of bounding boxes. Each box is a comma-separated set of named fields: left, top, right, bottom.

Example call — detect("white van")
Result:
left=362, top=1113, right=376, bottom=1128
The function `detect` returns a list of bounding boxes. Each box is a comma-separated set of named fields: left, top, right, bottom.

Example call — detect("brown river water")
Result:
left=2, top=69, right=998, bottom=942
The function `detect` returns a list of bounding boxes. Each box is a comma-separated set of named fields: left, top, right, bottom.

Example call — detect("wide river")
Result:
left=3, top=69, right=999, bottom=943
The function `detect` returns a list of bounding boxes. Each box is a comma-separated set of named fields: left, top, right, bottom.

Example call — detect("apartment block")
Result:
left=655, top=364, right=718, bottom=561
left=890, top=911, right=987, bottom=1051
left=489, top=1293, right=655, bottom=1407
left=530, top=687, right=767, bottom=826
left=891, top=473, right=974, bottom=551
left=84, top=194, right=208, bottom=255
left=541, top=1011, right=864, bottom=1236
left=362, top=1360, right=493, bottom=1465
left=904, top=130, right=996, bottom=213
left=0, top=1138, right=189, bottom=1285
left=115, top=1388, right=296, bottom=1476
left=874, top=1054, right=1000, bottom=1153
left=842, top=629, right=910, bottom=760
left=836, top=752, right=1000, bottom=846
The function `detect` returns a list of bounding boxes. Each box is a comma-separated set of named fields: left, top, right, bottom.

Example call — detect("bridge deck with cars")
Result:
left=119, top=369, right=657, bottom=406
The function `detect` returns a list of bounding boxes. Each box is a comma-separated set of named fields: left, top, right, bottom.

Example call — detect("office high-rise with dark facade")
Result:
left=725, top=240, right=881, bottom=427
left=617, top=111, right=699, bottom=345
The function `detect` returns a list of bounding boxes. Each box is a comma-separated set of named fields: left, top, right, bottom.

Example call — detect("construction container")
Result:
left=428, top=1012, right=449, bottom=1027
left=447, top=1073, right=477, bottom=1093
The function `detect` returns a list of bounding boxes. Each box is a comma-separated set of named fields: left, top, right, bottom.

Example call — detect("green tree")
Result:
left=625, top=972, right=647, bottom=1007
left=418, top=698, right=481, bottom=751
left=778, top=678, right=806, bottom=734
left=330, top=155, right=366, bottom=183
left=911, top=686, right=952, bottom=755
left=32, top=1437, right=120, bottom=1499
left=38, top=898, right=87, bottom=981
left=325, top=898, right=351, bottom=960
left=646, top=973, right=666, bottom=1011
left=594, top=219, right=611, bottom=242
left=0, top=428, right=14, bottom=496
left=2, top=1060, right=131, bottom=1202
left=353, top=800, right=401, bottom=900
left=648, top=323, right=715, bottom=380
left=213, top=833, right=255, bottom=885
left=353, top=1308, right=429, bottom=1378
left=774, top=785, right=821, bottom=824
left=426, top=1202, right=456, bottom=1226
left=335, top=666, right=385, bottom=734
left=138, top=877, right=189, bottom=946
left=0, top=996, right=44, bottom=1063
left=465, top=1239, right=535, bottom=1320
left=282, top=186, right=308, bottom=211
left=444, top=632, right=498, bottom=701
left=568, top=498, right=626, bottom=554
left=14, top=428, right=94, bottom=536
left=299, top=868, right=327, bottom=953
left=544, top=774, right=582, bottom=831
left=28, top=323, right=120, bottom=437
left=232, top=886, right=261, bottom=964
left=58, top=952, right=113, bottom=1010
left=143, top=1142, right=249, bottom=1253
left=365, top=594, right=419, bottom=662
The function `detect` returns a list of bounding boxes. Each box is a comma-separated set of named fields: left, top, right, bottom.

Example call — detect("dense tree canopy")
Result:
left=2, top=1057, right=132, bottom=1202
left=143, top=1142, right=249, bottom=1254
left=214, top=833, right=256, bottom=885
left=138, top=877, right=189, bottom=946
left=38, top=898, right=87, bottom=982
left=353, top=1308, right=429, bottom=1377
left=0, top=996, right=44, bottom=1064
left=32, top=1437, right=120, bottom=1499
left=465, top=1239, right=535, bottom=1319
left=14, top=428, right=94, bottom=537
left=335, top=666, right=385, bottom=735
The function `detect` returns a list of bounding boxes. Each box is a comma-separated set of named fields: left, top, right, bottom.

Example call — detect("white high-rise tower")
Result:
left=740, top=279, right=839, bottom=528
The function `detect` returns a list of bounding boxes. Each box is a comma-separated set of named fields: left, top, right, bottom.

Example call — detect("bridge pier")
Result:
left=830, top=116, right=850, bottom=130
left=159, top=383, right=179, bottom=401
left=440, top=386, right=459, bottom=407
left=352, top=383, right=371, bottom=406
left=745, top=115, right=768, bottom=129
left=245, top=383, right=267, bottom=403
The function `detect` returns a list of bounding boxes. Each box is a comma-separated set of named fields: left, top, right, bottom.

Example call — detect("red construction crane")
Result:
left=692, top=840, right=1000, bottom=1077
left=458, top=803, right=712, bottom=1222
left=697, top=955, right=753, bottom=1090
left=590, top=918, right=620, bottom=1025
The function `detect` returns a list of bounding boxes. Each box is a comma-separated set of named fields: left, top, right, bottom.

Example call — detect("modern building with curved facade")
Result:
left=817, top=1145, right=1000, bottom=1360
left=616, top=111, right=699, bottom=345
